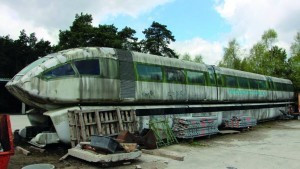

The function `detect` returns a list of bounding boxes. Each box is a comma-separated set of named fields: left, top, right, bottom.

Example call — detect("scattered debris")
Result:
left=21, top=163, right=55, bottom=169
left=59, top=153, right=69, bottom=161
left=219, top=130, right=240, bottom=135
left=224, top=116, right=257, bottom=128
left=65, top=143, right=142, bottom=163
left=117, top=129, right=157, bottom=149
left=16, top=146, right=31, bottom=156
left=123, top=161, right=131, bottom=165
left=29, top=132, right=60, bottom=148
left=172, top=116, right=219, bottom=138
left=90, top=135, right=123, bottom=154
left=29, top=146, right=45, bottom=153
left=141, top=149, right=184, bottom=161
left=120, top=143, right=137, bottom=152
left=136, top=164, right=142, bottom=169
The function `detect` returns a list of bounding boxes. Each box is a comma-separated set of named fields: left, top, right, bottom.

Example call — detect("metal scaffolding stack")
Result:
left=172, top=116, right=219, bottom=138
left=224, top=116, right=257, bottom=128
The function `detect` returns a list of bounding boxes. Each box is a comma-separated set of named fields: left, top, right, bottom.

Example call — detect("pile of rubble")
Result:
left=172, top=116, right=219, bottom=138
left=224, top=116, right=257, bottom=128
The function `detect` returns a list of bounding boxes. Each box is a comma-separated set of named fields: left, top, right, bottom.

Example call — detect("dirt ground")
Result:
left=8, top=119, right=300, bottom=169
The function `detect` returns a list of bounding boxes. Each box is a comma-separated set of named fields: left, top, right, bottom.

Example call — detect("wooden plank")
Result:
left=68, top=112, right=76, bottom=147
left=79, top=112, right=87, bottom=141
left=104, top=112, right=110, bottom=135
left=95, top=111, right=102, bottom=135
left=83, top=113, right=90, bottom=139
left=88, top=113, right=95, bottom=135
left=74, top=112, right=80, bottom=146
left=117, top=108, right=124, bottom=131
left=121, top=111, right=127, bottom=130
left=100, top=112, right=105, bottom=135
left=125, top=111, right=132, bottom=132
left=109, top=112, right=115, bottom=134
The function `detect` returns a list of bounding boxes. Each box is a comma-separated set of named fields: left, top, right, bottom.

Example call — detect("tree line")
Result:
left=0, top=13, right=298, bottom=91
left=218, top=29, right=300, bottom=91
left=0, top=13, right=178, bottom=78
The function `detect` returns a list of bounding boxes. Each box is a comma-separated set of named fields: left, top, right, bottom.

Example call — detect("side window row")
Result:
left=136, top=63, right=206, bottom=85
left=42, top=59, right=118, bottom=79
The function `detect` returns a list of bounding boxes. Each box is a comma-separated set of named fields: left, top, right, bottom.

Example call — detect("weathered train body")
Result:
left=6, top=47, right=294, bottom=109
left=5, top=47, right=294, bottom=144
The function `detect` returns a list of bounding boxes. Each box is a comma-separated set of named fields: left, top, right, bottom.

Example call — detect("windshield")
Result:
left=18, top=57, right=48, bottom=75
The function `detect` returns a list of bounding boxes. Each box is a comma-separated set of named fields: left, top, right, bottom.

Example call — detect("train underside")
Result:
left=22, top=101, right=293, bottom=146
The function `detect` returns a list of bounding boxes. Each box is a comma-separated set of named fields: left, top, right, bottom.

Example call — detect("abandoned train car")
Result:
left=5, top=47, right=295, bottom=144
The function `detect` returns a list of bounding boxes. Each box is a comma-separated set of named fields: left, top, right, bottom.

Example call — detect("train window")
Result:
left=249, top=79, right=258, bottom=89
left=288, top=84, right=294, bottom=92
left=275, top=82, right=283, bottom=91
left=238, top=77, right=249, bottom=89
left=165, top=67, right=185, bottom=83
left=136, top=64, right=162, bottom=81
left=187, top=71, right=205, bottom=85
left=258, top=80, right=267, bottom=90
left=74, top=59, right=100, bottom=75
left=225, top=76, right=238, bottom=88
left=207, top=67, right=216, bottom=85
left=100, top=58, right=119, bottom=79
left=43, top=63, right=75, bottom=79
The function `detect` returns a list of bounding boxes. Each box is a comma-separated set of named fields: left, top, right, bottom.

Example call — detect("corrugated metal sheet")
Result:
left=115, top=49, right=136, bottom=99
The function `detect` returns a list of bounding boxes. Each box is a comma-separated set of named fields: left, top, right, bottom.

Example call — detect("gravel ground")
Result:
left=8, top=118, right=300, bottom=169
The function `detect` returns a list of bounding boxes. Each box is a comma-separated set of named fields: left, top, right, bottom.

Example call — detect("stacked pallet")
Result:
left=68, top=109, right=138, bottom=147
left=224, top=116, right=257, bottom=128
left=172, top=116, right=219, bottom=138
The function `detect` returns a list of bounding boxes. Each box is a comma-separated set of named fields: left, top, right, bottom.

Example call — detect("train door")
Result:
left=206, top=66, right=218, bottom=101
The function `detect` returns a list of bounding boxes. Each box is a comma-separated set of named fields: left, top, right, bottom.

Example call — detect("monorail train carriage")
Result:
left=5, top=47, right=295, bottom=144
left=6, top=47, right=294, bottom=110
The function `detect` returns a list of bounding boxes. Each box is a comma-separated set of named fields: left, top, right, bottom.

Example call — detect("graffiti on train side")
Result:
left=228, top=89, right=267, bottom=96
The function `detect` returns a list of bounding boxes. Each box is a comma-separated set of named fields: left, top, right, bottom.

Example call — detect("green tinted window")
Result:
left=238, top=77, right=249, bottom=88
left=136, top=64, right=162, bottom=81
left=165, top=68, right=185, bottom=83
left=288, top=84, right=294, bottom=92
left=275, top=83, right=283, bottom=91
left=225, top=76, right=238, bottom=88
left=187, top=71, right=205, bottom=85
left=249, top=79, right=258, bottom=89
left=43, top=63, right=75, bottom=79
left=258, top=80, right=267, bottom=90
left=74, top=59, right=100, bottom=75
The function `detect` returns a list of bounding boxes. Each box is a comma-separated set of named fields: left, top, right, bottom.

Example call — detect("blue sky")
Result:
left=103, top=0, right=230, bottom=41
left=0, top=0, right=299, bottom=64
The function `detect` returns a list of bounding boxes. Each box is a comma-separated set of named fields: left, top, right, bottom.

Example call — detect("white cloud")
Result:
left=0, top=0, right=171, bottom=44
left=215, top=0, right=300, bottom=51
left=170, top=38, right=223, bottom=65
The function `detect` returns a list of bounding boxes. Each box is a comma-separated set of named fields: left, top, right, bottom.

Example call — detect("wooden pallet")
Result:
left=68, top=109, right=138, bottom=147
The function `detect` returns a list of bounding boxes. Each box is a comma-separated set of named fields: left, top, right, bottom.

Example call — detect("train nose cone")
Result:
left=5, top=75, right=31, bottom=106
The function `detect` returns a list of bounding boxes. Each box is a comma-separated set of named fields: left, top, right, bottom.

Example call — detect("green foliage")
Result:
left=262, top=29, right=277, bottom=49
left=181, top=53, right=192, bottom=61
left=288, top=32, right=300, bottom=91
left=142, top=21, right=178, bottom=58
left=218, top=39, right=242, bottom=70
left=0, top=30, right=53, bottom=77
left=194, top=54, right=204, bottom=64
